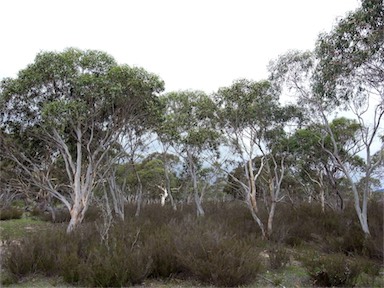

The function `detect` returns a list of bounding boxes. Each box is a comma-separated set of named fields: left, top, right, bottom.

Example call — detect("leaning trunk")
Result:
left=343, top=164, right=370, bottom=236
left=245, top=194, right=266, bottom=239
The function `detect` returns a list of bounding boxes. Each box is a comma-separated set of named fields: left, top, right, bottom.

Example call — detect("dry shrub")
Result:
left=0, top=206, right=23, bottom=220
left=273, top=202, right=383, bottom=261
left=302, top=252, right=368, bottom=287
left=29, top=207, right=70, bottom=223
left=145, top=223, right=183, bottom=278
left=4, top=201, right=381, bottom=287
left=3, top=221, right=152, bottom=287
left=268, top=245, right=290, bottom=270
left=174, top=218, right=263, bottom=287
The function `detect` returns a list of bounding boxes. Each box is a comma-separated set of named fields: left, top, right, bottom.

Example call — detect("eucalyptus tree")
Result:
left=0, top=48, right=164, bottom=232
left=314, top=0, right=383, bottom=235
left=158, top=91, right=221, bottom=216
left=0, top=155, right=25, bottom=207
left=145, top=152, right=180, bottom=206
left=269, top=0, right=383, bottom=235
left=154, top=134, right=180, bottom=210
left=287, top=119, right=364, bottom=211
left=121, top=152, right=180, bottom=205
left=215, top=79, right=301, bottom=239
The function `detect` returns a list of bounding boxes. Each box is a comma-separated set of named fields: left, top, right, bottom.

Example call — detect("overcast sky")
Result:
left=1, top=0, right=360, bottom=93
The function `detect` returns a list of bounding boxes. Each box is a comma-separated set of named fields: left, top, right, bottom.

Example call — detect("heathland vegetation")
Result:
left=1, top=0, right=383, bottom=286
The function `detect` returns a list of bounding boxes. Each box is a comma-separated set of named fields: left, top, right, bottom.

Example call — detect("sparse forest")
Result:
left=0, top=1, right=383, bottom=287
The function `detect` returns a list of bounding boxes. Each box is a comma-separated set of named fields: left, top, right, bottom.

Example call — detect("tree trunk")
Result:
left=341, top=164, right=370, bottom=236
left=164, top=162, right=177, bottom=210
left=187, top=150, right=204, bottom=216
left=247, top=159, right=258, bottom=213
left=320, top=189, right=325, bottom=213
left=158, top=185, right=168, bottom=206
left=67, top=200, right=87, bottom=233
left=135, top=173, right=143, bottom=217
left=267, top=201, right=277, bottom=238
left=66, top=134, right=89, bottom=233
left=107, top=175, right=125, bottom=221
left=246, top=196, right=266, bottom=239
left=192, top=170, right=205, bottom=216
left=320, top=110, right=371, bottom=236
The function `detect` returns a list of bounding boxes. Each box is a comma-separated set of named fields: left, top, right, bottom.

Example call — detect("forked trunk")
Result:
left=67, top=201, right=87, bottom=233
left=246, top=196, right=266, bottom=239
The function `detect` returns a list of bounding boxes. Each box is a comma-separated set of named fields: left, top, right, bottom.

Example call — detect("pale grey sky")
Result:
left=1, top=0, right=359, bottom=93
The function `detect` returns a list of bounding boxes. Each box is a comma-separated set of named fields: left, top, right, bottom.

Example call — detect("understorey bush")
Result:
left=76, top=244, right=153, bottom=287
left=29, top=207, right=70, bottom=223
left=0, top=206, right=23, bottom=220
left=145, top=223, right=183, bottom=278
left=268, top=245, right=290, bottom=270
left=3, top=221, right=153, bottom=287
left=5, top=228, right=63, bottom=277
left=302, top=252, right=365, bottom=287
left=174, top=218, right=263, bottom=287
left=4, top=201, right=381, bottom=287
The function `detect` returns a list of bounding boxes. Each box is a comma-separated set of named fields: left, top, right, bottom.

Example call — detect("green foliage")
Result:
left=1, top=48, right=165, bottom=232
left=216, top=79, right=277, bottom=129
left=159, top=90, right=221, bottom=149
left=314, top=0, right=384, bottom=102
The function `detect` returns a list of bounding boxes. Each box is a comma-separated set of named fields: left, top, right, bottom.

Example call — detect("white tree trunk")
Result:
left=157, top=185, right=168, bottom=206
left=187, top=150, right=205, bottom=216
left=164, top=162, right=177, bottom=210
left=67, top=198, right=87, bottom=233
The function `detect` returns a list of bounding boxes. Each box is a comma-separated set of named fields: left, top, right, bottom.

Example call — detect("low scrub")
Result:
left=3, top=222, right=153, bottom=287
left=274, top=202, right=383, bottom=261
left=268, top=245, right=290, bottom=270
left=145, top=224, right=183, bottom=278
left=2, top=208, right=264, bottom=287
left=2, top=201, right=382, bottom=287
left=174, top=218, right=263, bottom=287
left=0, top=207, right=23, bottom=220
left=29, top=205, right=101, bottom=223
left=29, top=207, right=70, bottom=223
left=302, top=252, right=375, bottom=287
